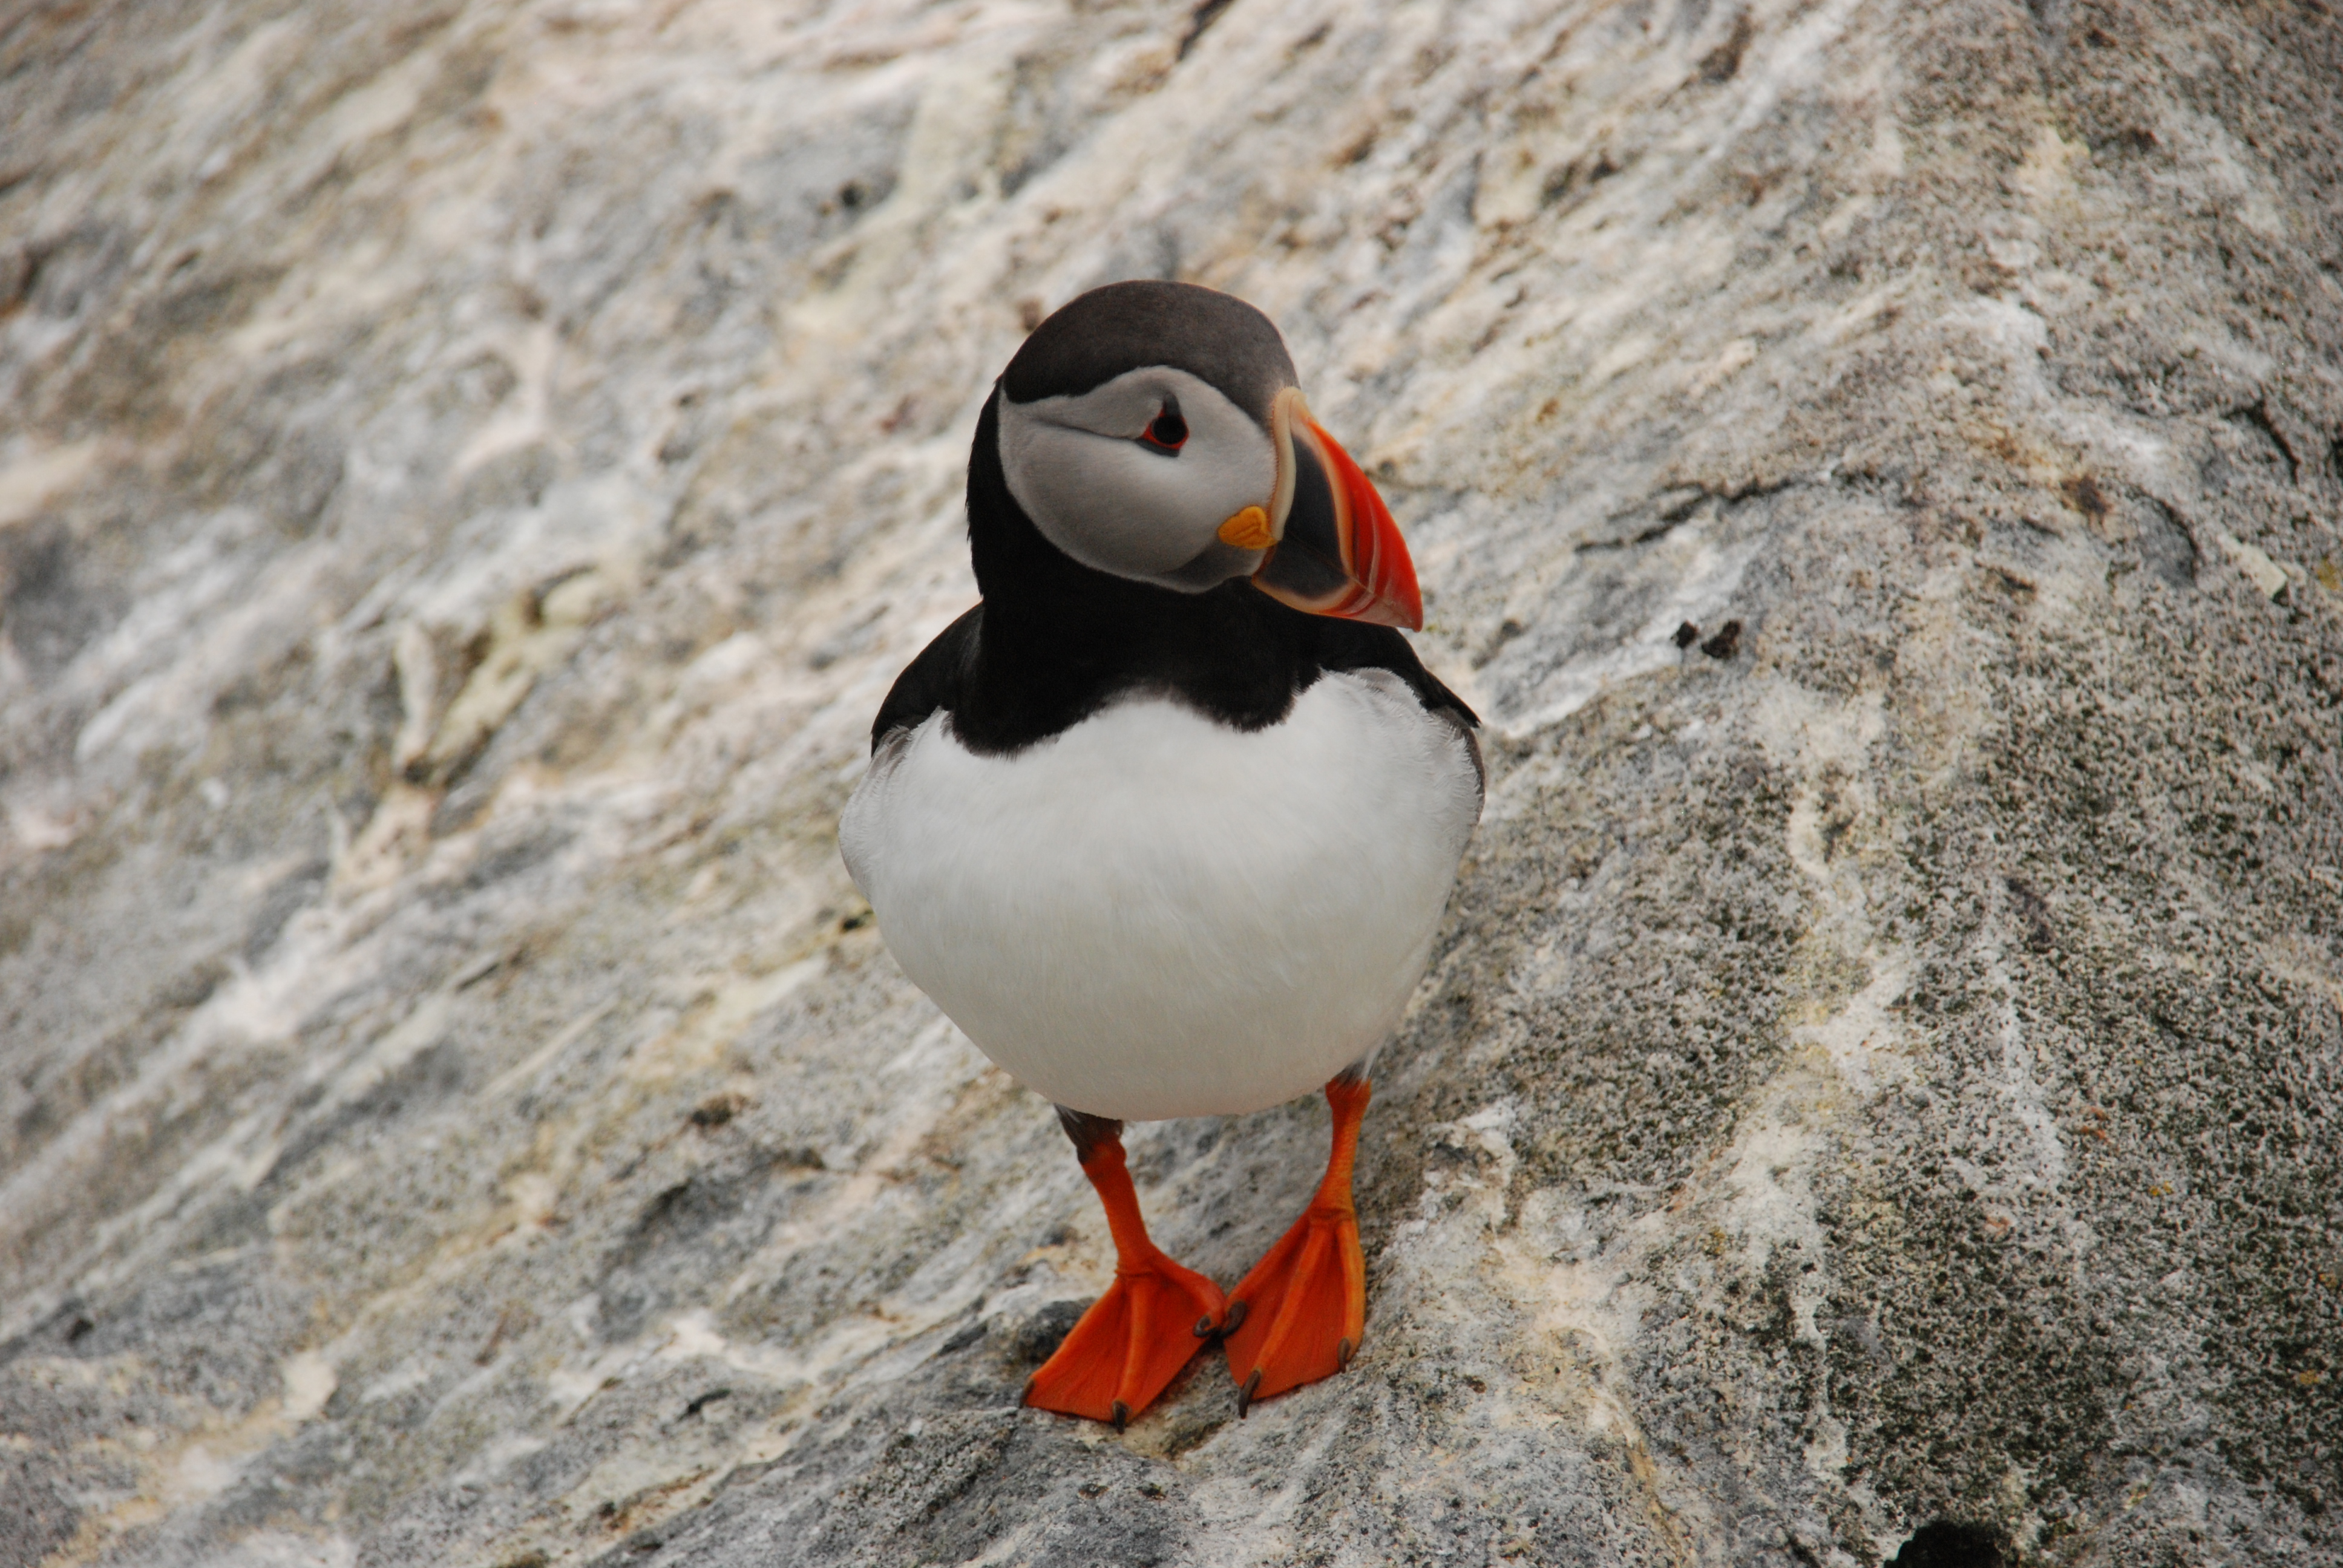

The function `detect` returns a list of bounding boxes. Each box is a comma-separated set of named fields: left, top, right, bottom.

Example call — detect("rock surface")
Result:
left=4, top=1, right=2340, bottom=1564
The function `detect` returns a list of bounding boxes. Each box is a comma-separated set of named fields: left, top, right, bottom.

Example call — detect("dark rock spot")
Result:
left=1008, top=1299, right=1085, bottom=1365
left=1472, top=616, right=1528, bottom=668
left=1985, top=566, right=2036, bottom=603
left=690, top=1092, right=748, bottom=1130
left=680, top=1387, right=732, bottom=1418
left=1699, top=12, right=1754, bottom=82
left=2062, top=474, right=2108, bottom=523
left=1, top=516, right=117, bottom=679
left=1888, top=1519, right=2007, bottom=1567
left=1541, top=149, right=1624, bottom=208
left=1700, top=619, right=1742, bottom=659
left=1181, top=0, right=1239, bottom=60
left=1674, top=620, right=1700, bottom=648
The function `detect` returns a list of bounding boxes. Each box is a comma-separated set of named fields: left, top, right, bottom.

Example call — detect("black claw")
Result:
left=1194, top=1313, right=1216, bottom=1338
left=1237, top=1368, right=1261, bottom=1419
left=1221, top=1299, right=1249, bottom=1336
left=1338, top=1336, right=1355, bottom=1368
left=1111, top=1399, right=1130, bottom=1432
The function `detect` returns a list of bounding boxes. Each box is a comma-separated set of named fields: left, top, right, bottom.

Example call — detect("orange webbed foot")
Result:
left=1222, top=1200, right=1365, bottom=1412
left=1224, top=1074, right=1371, bottom=1413
left=1023, top=1254, right=1227, bottom=1428
left=1024, top=1113, right=1228, bottom=1428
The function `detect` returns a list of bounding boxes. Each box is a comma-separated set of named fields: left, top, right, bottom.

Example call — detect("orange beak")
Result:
left=1241, top=388, right=1423, bottom=631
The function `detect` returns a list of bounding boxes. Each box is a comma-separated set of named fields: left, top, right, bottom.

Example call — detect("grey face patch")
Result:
left=997, top=366, right=1279, bottom=592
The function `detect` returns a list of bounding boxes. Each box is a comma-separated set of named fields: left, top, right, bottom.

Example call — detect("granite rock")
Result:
left=2, top=1, right=2339, bottom=1564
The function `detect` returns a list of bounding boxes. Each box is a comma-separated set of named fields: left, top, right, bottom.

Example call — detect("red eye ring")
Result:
left=1138, top=402, right=1187, bottom=454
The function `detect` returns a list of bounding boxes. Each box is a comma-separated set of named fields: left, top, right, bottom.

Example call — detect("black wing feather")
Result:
left=1309, top=618, right=1479, bottom=728
left=870, top=604, right=982, bottom=753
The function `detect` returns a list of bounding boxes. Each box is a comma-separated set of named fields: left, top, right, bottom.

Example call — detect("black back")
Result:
left=869, top=389, right=1478, bottom=759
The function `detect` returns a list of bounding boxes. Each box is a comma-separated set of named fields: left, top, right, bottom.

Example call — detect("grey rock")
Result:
left=3, top=1, right=2338, bottom=1566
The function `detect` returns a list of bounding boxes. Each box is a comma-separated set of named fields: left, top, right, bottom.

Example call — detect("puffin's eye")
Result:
left=1137, top=401, right=1187, bottom=454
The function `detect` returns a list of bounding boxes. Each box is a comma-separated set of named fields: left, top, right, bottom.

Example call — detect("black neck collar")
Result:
left=951, top=388, right=1311, bottom=753
left=865, top=387, right=1472, bottom=758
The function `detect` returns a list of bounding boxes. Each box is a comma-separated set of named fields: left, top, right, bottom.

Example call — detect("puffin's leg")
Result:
left=1024, top=1109, right=1228, bottom=1429
left=1223, top=1068, right=1370, bottom=1414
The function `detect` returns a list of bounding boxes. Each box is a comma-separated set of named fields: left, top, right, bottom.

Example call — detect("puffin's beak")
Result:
left=1223, top=388, right=1423, bottom=630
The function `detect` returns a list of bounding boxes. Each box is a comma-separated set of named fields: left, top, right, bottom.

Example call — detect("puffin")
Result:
left=840, top=280, right=1482, bottom=1426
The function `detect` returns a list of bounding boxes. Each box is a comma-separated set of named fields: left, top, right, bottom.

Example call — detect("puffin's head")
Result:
left=994, top=280, right=1422, bottom=629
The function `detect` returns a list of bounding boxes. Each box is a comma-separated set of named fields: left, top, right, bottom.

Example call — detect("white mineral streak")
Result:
left=4, top=1, right=2339, bottom=1566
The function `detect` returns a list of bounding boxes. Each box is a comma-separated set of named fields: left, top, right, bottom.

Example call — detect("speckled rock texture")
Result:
left=2, top=1, right=2338, bottom=1564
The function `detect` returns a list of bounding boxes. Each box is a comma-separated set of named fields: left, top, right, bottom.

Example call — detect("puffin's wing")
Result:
left=1312, top=619, right=1485, bottom=799
left=871, top=604, right=983, bottom=753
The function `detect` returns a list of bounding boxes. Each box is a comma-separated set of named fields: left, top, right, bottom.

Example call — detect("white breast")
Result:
left=839, top=670, right=1481, bottom=1120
